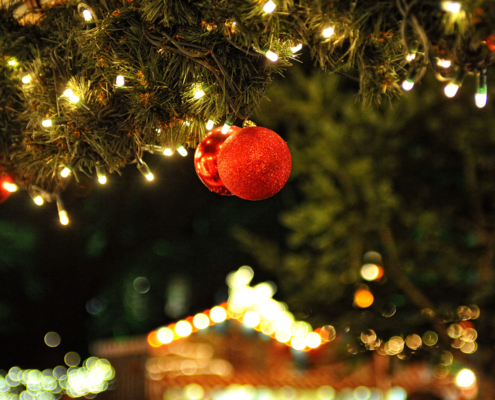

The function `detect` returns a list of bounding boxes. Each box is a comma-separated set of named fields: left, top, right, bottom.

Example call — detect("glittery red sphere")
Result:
left=0, top=173, right=14, bottom=203
left=217, top=126, right=291, bottom=201
left=194, top=126, right=241, bottom=195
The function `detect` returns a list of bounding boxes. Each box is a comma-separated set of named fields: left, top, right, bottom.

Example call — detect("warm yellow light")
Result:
left=69, top=94, right=80, bottom=103
left=145, top=173, right=154, bottom=181
left=194, top=89, right=206, bottom=99
left=63, top=89, right=74, bottom=97
left=243, top=311, right=261, bottom=328
left=405, top=334, right=422, bottom=350
left=116, top=75, right=125, bottom=87
left=444, top=83, right=459, bottom=98
left=177, top=146, right=188, bottom=157
left=206, top=120, right=215, bottom=130
left=175, top=320, right=192, bottom=337
left=305, top=332, right=322, bottom=348
left=42, top=119, right=52, bottom=128
left=2, top=182, right=18, bottom=192
left=82, top=9, right=93, bottom=21
left=33, top=196, right=44, bottom=206
left=290, top=336, right=306, bottom=351
left=354, top=289, right=374, bottom=308
left=157, top=327, right=174, bottom=344
left=290, top=43, right=303, bottom=53
left=265, top=50, right=279, bottom=62
left=402, top=79, right=415, bottom=91
left=210, top=306, right=227, bottom=323
left=322, top=26, right=335, bottom=38
left=441, top=1, right=461, bottom=13
left=163, top=148, right=173, bottom=156
left=22, top=75, right=31, bottom=84
left=456, top=369, right=476, bottom=388
left=475, top=93, right=487, bottom=109
left=98, top=176, right=107, bottom=185
left=275, top=330, right=291, bottom=343
left=193, top=313, right=210, bottom=329
left=59, top=210, right=69, bottom=225
left=61, top=167, right=71, bottom=178
left=7, top=59, right=17, bottom=66
left=406, top=53, right=416, bottom=62
left=263, top=0, right=276, bottom=13
left=360, top=263, right=380, bottom=280
left=437, top=59, right=452, bottom=68
left=221, top=124, right=231, bottom=134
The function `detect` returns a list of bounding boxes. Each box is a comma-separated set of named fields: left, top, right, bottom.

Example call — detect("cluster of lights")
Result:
left=0, top=358, right=114, bottom=400
left=447, top=307, right=479, bottom=354
left=148, top=267, right=336, bottom=353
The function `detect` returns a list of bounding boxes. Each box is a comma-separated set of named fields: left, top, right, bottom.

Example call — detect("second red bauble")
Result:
left=217, top=126, right=291, bottom=201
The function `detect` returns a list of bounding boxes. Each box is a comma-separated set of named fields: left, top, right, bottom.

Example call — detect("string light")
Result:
left=57, top=196, right=69, bottom=226
left=322, top=26, right=335, bottom=39
left=265, top=50, right=279, bottom=62
left=194, top=88, right=206, bottom=99
left=63, top=89, right=81, bottom=104
left=177, top=146, right=188, bottom=157
left=96, top=164, right=107, bottom=184
left=444, top=69, right=466, bottom=98
left=406, top=53, right=416, bottom=62
left=441, top=1, right=461, bottom=13
left=22, top=75, right=31, bottom=84
left=7, top=59, right=17, bottom=66
left=82, top=9, right=92, bottom=21
left=40, top=118, right=67, bottom=128
left=263, top=0, right=276, bottom=13
left=30, top=192, right=44, bottom=206
left=221, top=123, right=231, bottom=134
left=137, top=160, right=154, bottom=181
left=206, top=119, right=215, bottom=130
left=115, top=75, right=125, bottom=87
left=475, top=69, right=487, bottom=109
left=290, top=43, right=303, bottom=53
left=2, top=181, right=18, bottom=192
left=60, top=166, right=72, bottom=178
left=456, top=369, right=476, bottom=388
left=402, top=78, right=415, bottom=91
left=437, top=59, right=452, bottom=68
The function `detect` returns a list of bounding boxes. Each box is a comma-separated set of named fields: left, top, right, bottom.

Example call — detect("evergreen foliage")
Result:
left=0, top=0, right=494, bottom=198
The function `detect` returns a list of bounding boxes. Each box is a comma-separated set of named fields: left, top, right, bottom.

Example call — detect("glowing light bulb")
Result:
left=42, top=119, right=52, bottom=127
left=444, top=83, right=459, bottom=98
left=175, top=321, right=193, bottom=337
left=210, top=306, right=227, bottom=323
left=22, top=75, right=31, bottom=84
left=221, top=124, right=231, bottom=134
left=456, top=369, right=476, bottom=388
left=96, top=164, right=107, bottom=185
left=137, top=161, right=154, bottom=181
left=305, top=332, right=322, bottom=348
left=406, top=53, right=416, bottom=62
left=193, top=313, right=210, bottom=329
left=7, top=59, right=17, bottom=66
left=194, top=89, right=206, bottom=99
left=63, top=89, right=74, bottom=97
left=177, top=146, right=188, bottom=157
left=243, top=311, right=261, bottom=328
left=475, top=93, right=487, bottom=109
left=441, top=1, right=461, bottom=13
left=69, top=94, right=80, bottom=103
left=263, top=0, right=276, bottom=13
left=437, top=59, right=451, bottom=68
left=33, top=195, right=44, bottom=206
left=322, top=26, right=335, bottom=38
left=206, top=120, right=215, bottom=130
left=290, top=43, right=303, bottom=53
left=145, top=173, right=154, bottom=181
left=163, top=148, right=173, bottom=156
left=59, top=210, right=69, bottom=225
left=157, top=327, right=174, bottom=344
left=402, top=79, right=415, bottom=91
left=82, top=10, right=92, bottom=21
left=2, top=182, right=18, bottom=192
left=116, top=75, right=125, bottom=87
left=265, top=50, right=278, bottom=62
left=60, top=167, right=71, bottom=178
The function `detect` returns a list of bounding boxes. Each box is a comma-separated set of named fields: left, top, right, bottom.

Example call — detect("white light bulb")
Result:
left=68, top=94, right=80, bottom=104
left=177, top=146, right=188, bottom=157
left=437, top=59, right=451, bottom=68
left=59, top=210, right=69, bottom=225
left=33, top=196, right=44, bottom=206
left=7, top=60, right=17, bottom=66
left=221, top=124, right=230, bottom=134
left=146, top=173, right=154, bottom=181
left=402, top=80, right=415, bottom=91
left=263, top=0, right=276, bottom=13
left=98, top=176, right=107, bottom=185
left=441, top=1, right=461, bottom=13
left=42, top=119, right=52, bottom=128
left=265, top=50, right=278, bottom=62
left=194, top=89, right=206, bottom=99
left=444, top=83, right=459, bottom=98
left=61, top=167, right=71, bottom=178
left=475, top=93, right=487, bottom=109
left=163, top=148, right=173, bottom=156
left=406, top=53, right=416, bottom=62
left=290, top=43, right=303, bottom=53
left=322, top=26, right=335, bottom=38
left=116, top=75, right=125, bottom=87
left=2, top=182, right=18, bottom=192
left=206, top=120, right=214, bottom=130
left=82, top=10, right=92, bottom=21
left=63, top=89, right=73, bottom=97
left=456, top=369, right=476, bottom=388
left=22, top=75, right=31, bottom=84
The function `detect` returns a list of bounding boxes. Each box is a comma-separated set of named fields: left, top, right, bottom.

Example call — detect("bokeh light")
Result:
left=456, top=369, right=476, bottom=388
left=210, top=306, right=227, bottom=323
left=422, top=331, right=438, bottom=346
left=44, top=332, right=61, bottom=348
left=360, top=264, right=384, bottom=281
left=193, top=313, right=210, bottom=330
left=354, top=289, right=374, bottom=308
left=405, top=334, right=422, bottom=350
left=157, top=327, right=174, bottom=344
left=243, top=311, right=261, bottom=328
left=133, top=277, right=150, bottom=293
left=64, top=352, right=80, bottom=367
left=175, top=320, right=193, bottom=337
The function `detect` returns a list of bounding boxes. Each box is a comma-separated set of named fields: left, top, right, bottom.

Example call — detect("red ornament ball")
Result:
left=485, top=34, right=495, bottom=52
left=0, top=173, right=15, bottom=203
left=194, top=125, right=241, bottom=195
left=217, top=126, right=291, bottom=201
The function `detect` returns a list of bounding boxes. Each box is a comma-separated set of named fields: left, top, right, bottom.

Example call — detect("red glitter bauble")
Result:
left=194, top=126, right=241, bottom=195
left=0, top=173, right=15, bottom=203
left=217, top=126, right=291, bottom=201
